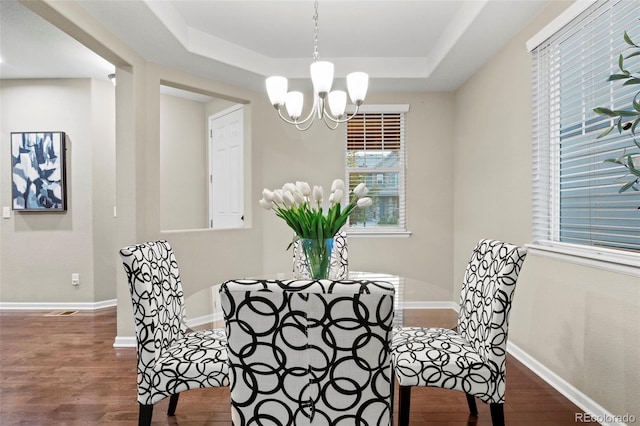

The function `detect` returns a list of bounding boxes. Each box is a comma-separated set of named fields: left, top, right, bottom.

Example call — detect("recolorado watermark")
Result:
left=575, top=412, right=637, bottom=424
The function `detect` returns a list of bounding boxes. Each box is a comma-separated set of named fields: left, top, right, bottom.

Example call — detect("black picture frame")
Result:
left=11, top=131, right=67, bottom=211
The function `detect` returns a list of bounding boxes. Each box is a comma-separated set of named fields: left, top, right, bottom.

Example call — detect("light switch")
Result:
left=2, top=207, right=10, bottom=219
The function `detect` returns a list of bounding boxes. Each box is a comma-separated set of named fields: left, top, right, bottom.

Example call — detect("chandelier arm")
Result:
left=295, top=118, right=318, bottom=132
left=276, top=106, right=317, bottom=127
left=321, top=113, right=341, bottom=130
left=321, top=103, right=362, bottom=124
left=292, top=103, right=319, bottom=125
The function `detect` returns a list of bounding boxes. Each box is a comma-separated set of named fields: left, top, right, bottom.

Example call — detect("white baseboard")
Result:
left=403, top=301, right=458, bottom=310
left=0, top=299, right=117, bottom=311
left=114, top=313, right=225, bottom=348
left=185, top=312, right=224, bottom=328
left=507, top=342, right=632, bottom=426
left=113, top=336, right=136, bottom=348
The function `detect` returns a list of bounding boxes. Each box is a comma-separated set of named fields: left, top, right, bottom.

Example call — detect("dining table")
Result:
left=184, top=271, right=406, bottom=329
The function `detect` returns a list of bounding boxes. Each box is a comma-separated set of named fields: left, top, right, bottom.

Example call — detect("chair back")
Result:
left=220, top=279, right=395, bottom=426
left=330, top=231, right=349, bottom=278
left=457, top=239, right=527, bottom=368
left=119, top=240, right=187, bottom=368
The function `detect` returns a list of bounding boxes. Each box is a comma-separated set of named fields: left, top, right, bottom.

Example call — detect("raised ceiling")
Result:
left=0, top=0, right=550, bottom=92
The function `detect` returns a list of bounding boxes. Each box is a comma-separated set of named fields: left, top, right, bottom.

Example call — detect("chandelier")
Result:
left=265, top=0, right=369, bottom=131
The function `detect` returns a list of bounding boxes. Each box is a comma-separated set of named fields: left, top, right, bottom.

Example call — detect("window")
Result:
left=530, top=0, right=640, bottom=262
left=345, top=105, right=409, bottom=234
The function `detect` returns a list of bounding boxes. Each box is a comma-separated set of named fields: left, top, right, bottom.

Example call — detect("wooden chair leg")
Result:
left=138, top=403, right=153, bottom=426
left=167, top=393, right=180, bottom=416
left=490, top=403, right=505, bottom=426
left=398, top=386, right=411, bottom=426
left=466, top=393, right=478, bottom=416
left=389, top=369, right=395, bottom=422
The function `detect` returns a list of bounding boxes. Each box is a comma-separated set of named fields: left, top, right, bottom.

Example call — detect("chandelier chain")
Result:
left=313, top=0, right=320, bottom=61
left=265, top=0, right=367, bottom=130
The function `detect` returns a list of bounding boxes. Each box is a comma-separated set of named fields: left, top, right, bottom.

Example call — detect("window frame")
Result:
left=528, top=0, right=640, bottom=275
left=344, top=104, right=411, bottom=237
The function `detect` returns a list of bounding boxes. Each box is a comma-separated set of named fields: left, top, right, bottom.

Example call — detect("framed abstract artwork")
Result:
left=11, top=131, right=67, bottom=211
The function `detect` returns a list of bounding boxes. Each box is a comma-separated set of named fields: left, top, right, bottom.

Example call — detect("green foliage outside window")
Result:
left=593, top=31, right=640, bottom=203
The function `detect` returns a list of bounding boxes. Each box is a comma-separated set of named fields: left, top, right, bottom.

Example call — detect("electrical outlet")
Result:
left=71, top=273, right=80, bottom=286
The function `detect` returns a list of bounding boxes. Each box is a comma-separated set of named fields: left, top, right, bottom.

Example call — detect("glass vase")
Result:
left=294, top=238, right=335, bottom=280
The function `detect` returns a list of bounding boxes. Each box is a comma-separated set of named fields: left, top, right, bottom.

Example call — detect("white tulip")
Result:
left=292, top=190, right=305, bottom=205
left=331, top=179, right=345, bottom=192
left=296, top=181, right=311, bottom=196
left=357, top=197, right=373, bottom=208
left=353, top=182, right=369, bottom=198
left=331, top=188, right=344, bottom=204
left=282, top=191, right=295, bottom=208
left=283, top=183, right=297, bottom=194
left=259, top=198, right=272, bottom=210
left=262, top=188, right=275, bottom=202
left=273, top=189, right=284, bottom=204
left=312, top=185, right=323, bottom=203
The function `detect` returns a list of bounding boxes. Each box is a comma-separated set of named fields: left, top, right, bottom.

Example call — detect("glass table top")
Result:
left=184, top=271, right=405, bottom=329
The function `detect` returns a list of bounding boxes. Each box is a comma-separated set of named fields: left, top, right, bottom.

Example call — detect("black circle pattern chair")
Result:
left=220, top=278, right=395, bottom=426
left=119, top=240, right=229, bottom=426
left=391, top=239, right=527, bottom=426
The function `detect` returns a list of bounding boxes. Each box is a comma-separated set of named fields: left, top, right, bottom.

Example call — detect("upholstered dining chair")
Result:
left=119, top=240, right=229, bottom=426
left=391, top=239, right=527, bottom=426
left=220, top=278, right=395, bottom=426
left=292, top=231, right=349, bottom=279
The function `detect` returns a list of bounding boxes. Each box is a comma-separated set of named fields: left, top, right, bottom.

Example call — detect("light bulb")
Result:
left=285, top=91, right=304, bottom=120
left=328, top=91, right=347, bottom=118
left=347, top=72, right=369, bottom=105
left=310, top=61, right=334, bottom=98
left=266, top=76, right=288, bottom=107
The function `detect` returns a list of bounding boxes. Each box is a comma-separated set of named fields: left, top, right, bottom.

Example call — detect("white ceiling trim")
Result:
left=187, top=26, right=277, bottom=75
left=1, top=0, right=552, bottom=92
left=143, top=0, right=475, bottom=81
left=145, top=0, right=278, bottom=76
left=143, top=0, right=188, bottom=42
left=425, top=0, right=488, bottom=76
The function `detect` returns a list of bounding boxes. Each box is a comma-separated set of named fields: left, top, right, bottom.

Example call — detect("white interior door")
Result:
left=209, top=105, right=244, bottom=229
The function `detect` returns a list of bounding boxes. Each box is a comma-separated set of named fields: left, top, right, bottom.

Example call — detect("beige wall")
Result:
left=91, top=79, right=117, bottom=302
left=259, top=92, right=455, bottom=303
left=111, top=62, right=266, bottom=336
left=5, top=0, right=639, bottom=419
left=158, top=93, right=239, bottom=232
left=0, top=78, right=116, bottom=303
left=160, top=93, right=208, bottom=231
left=453, top=0, right=640, bottom=419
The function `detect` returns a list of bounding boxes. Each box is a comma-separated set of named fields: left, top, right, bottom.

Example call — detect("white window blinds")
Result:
left=345, top=108, right=407, bottom=232
left=532, top=0, right=640, bottom=254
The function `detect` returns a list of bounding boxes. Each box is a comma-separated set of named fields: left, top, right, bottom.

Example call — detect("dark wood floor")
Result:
left=0, top=308, right=596, bottom=425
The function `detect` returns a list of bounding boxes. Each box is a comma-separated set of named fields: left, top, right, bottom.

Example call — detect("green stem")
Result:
left=302, top=238, right=333, bottom=279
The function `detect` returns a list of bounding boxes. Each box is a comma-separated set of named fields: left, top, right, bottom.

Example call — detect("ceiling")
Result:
left=0, top=0, right=550, bottom=93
